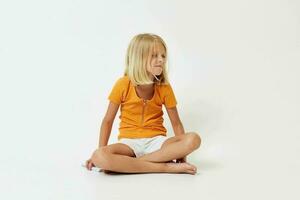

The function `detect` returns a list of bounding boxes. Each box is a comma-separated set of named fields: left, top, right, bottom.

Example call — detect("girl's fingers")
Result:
left=85, top=158, right=96, bottom=170
left=88, top=162, right=92, bottom=170
left=91, top=163, right=95, bottom=170
left=86, top=159, right=92, bottom=170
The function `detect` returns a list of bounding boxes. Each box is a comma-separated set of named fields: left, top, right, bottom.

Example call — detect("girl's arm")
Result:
left=166, top=106, right=185, bottom=136
left=166, top=106, right=187, bottom=163
left=98, top=101, right=120, bottom=147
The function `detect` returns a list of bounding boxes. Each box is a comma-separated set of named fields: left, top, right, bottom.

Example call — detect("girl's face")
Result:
left=147, top=42, right=166, bottom=78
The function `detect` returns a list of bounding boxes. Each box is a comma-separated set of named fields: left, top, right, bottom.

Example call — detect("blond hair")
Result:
left=124, top=33, right=170, bottom=86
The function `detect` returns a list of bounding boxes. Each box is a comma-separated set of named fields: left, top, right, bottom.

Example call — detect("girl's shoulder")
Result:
left=156, top=82, right=176, bottom=98
left=156, top=82, right=173, bottom=90
left=113, top=75, right=130, bottom=87
left=109, top=76, right=131, bottom=103
left=116, top=75, right=130, bottom=83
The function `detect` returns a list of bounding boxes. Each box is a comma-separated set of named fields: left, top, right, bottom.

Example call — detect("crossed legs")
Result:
left=90, top=132, right=201, bottom=174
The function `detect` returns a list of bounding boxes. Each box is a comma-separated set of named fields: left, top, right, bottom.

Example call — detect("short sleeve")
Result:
left=108, top=77, right=127, bottom=104
left=163, top=84, right=177, bottom=108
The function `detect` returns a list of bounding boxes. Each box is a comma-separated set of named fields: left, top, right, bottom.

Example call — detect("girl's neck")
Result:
left=136, top=83, right=154, bottom=89
left=135, top=83, right=155, bottom=100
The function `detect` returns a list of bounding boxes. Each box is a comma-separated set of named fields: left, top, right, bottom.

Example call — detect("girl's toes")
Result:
left=184, top=163, right=197, bottom=173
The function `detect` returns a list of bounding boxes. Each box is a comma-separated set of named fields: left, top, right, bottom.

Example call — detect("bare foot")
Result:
left=166, top=162, right=197, bottom=175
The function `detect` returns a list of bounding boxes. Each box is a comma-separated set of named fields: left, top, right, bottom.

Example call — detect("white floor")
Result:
left=1, top=122, right=299, bottom=200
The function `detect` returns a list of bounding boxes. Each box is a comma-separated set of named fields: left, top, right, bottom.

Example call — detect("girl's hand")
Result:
left=176, top=156, right=187, bottom=163
left=85, top=158, right=95, bottom=170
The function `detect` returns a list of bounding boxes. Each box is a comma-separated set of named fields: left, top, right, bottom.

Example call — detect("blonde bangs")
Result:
left=124, top=33, right=170, bottom=86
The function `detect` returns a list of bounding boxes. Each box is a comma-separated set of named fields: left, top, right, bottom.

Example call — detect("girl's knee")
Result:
left=184, top=132, right=201, bottom=150
left=91, top=147, right=112, bottom=170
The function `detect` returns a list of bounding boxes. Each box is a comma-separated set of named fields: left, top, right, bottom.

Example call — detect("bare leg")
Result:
left=138, top=132, right=201, bottom=163
left=91, top=145, right=197, bottom=174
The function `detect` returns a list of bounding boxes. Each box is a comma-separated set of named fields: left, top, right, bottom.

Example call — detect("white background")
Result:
left=0, top=0, right=299, bottom=199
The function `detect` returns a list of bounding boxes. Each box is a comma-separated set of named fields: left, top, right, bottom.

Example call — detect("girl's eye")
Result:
left=152, top=54, right=165, bottom=58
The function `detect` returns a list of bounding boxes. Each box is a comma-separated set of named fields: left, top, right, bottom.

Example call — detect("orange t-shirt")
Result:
left=108, top=76, right=177, bottom=140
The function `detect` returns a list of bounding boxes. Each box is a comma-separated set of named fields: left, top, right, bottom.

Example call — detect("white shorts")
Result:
left=117, top=135, right=171, bottom=158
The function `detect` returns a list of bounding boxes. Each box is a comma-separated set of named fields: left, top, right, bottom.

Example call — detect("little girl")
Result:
left=86, top=33, right=201, bottom=175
